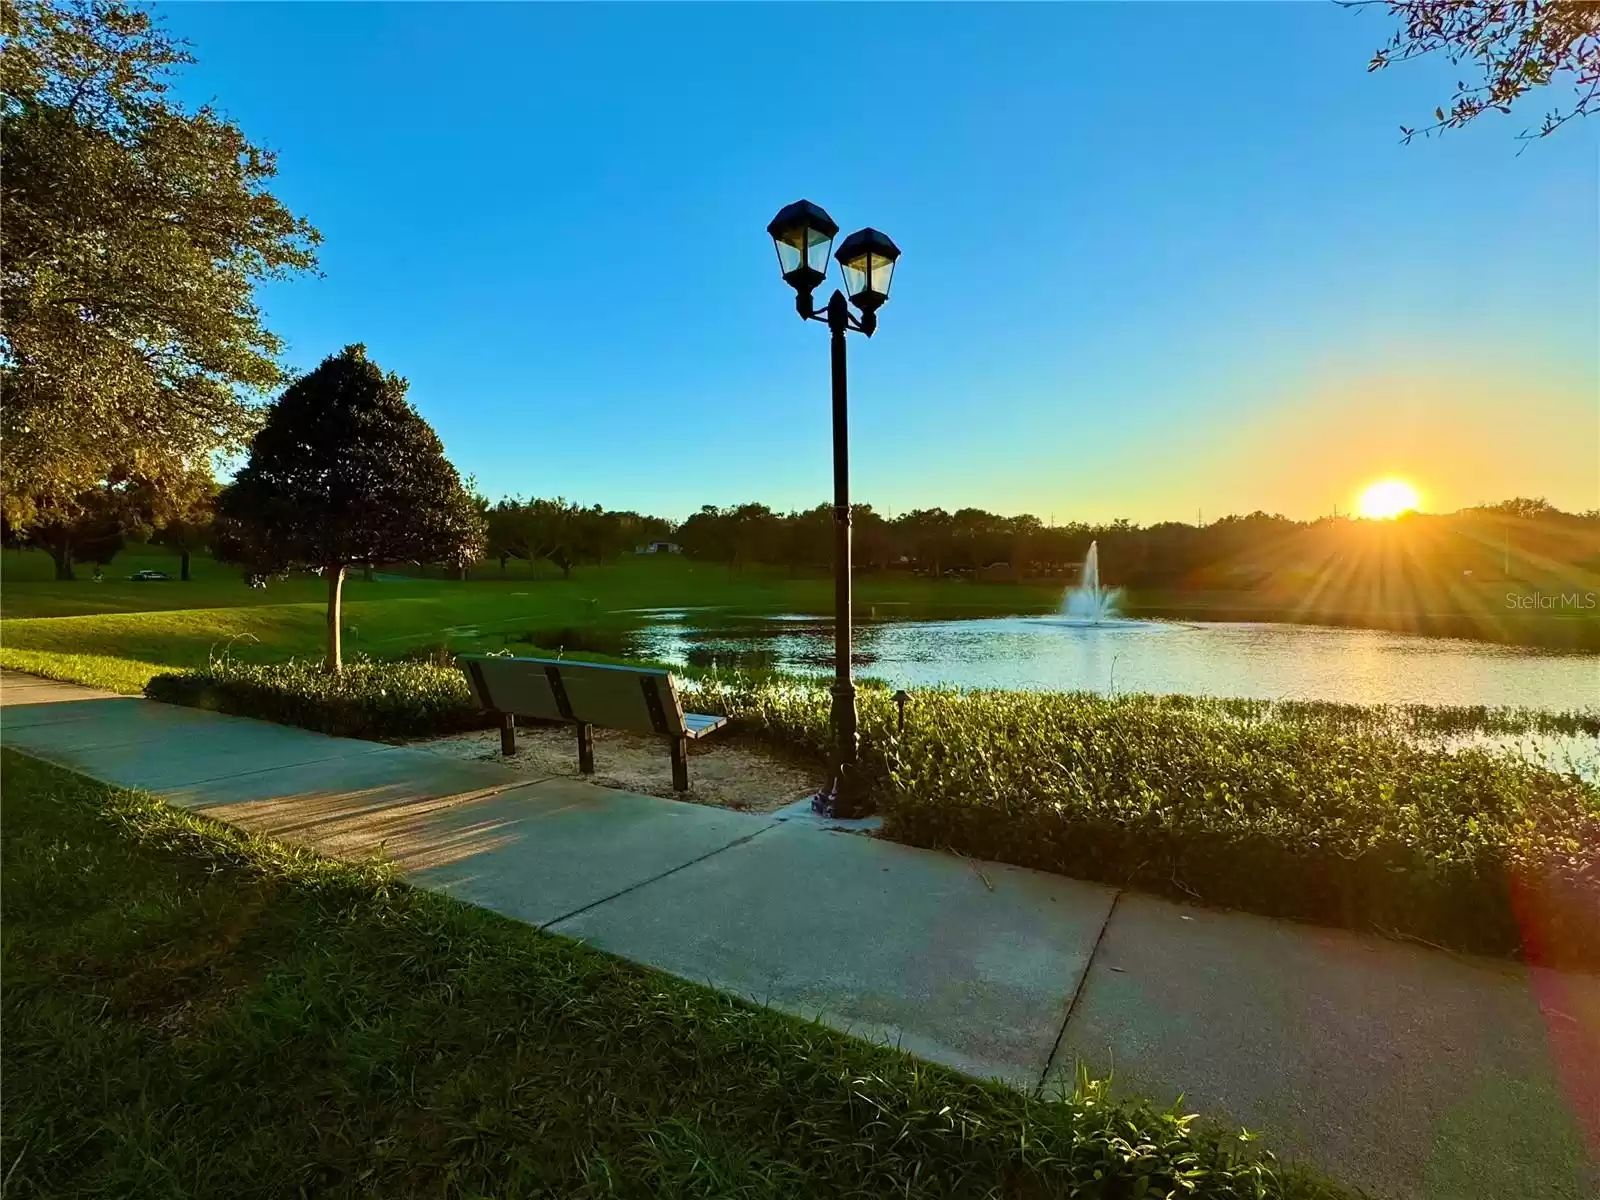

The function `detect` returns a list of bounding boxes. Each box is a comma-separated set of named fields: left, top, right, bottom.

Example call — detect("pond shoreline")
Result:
left=1119, top=593, right=1599, bottom=652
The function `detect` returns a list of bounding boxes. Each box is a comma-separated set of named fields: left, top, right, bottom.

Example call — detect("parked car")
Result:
left=128, top=570, right=172, bottom=582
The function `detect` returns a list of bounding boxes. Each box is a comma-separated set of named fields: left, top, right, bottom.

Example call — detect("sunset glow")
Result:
left=1356, top=479, right=1421, bottom=520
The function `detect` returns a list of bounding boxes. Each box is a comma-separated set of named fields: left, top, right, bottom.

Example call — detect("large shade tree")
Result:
left=216, top=346, right=485, bottom=672
left=0, top=0, right=319, bottom=532
left=3, top=485, right=125, bottom=579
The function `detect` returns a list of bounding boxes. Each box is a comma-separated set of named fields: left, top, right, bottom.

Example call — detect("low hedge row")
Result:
left=145, top=655, right=491, bottom=740
left=146, top=658, right=1600, bottom=965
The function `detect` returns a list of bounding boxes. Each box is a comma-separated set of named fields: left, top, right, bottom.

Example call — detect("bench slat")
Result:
left=683, top=712, right=728, bottom=739
left=464, top=657, right=566, bottom=723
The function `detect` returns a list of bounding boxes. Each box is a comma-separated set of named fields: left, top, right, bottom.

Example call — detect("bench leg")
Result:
left=577, top=722, right=595, bottom=775
left=500, top=712, right=515, bottom=756
left=670, top=735, right=689, bottom=792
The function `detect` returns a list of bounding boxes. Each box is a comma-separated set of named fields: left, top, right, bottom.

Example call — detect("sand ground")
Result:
left=412, top=723, right=823, bottom=813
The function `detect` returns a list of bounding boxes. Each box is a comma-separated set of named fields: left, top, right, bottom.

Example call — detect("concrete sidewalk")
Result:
left=2, top=671, right=1595, bottom=1199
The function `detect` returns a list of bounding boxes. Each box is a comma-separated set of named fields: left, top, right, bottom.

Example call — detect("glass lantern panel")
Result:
left=838, top=253, right=869, bottom=299
left=774, top=226, right=806, bottom=275
left=804, top=224, right=833, bottom=276
left=866, top=253, right=895, bottom=298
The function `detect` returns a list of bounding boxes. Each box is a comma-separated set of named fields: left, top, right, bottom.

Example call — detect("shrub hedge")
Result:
left=147, top=657, right=1600, bottom=964
left=145, top=655, right=490, bottom=740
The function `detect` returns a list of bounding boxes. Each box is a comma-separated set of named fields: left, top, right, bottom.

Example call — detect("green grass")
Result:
left=0, top=749, right=1345, bottom=1199
left=0, top=545, right=1067, bottom=622
left=0, top=646, right=167, bottom=694
left=1123, top=587, right=1600, bottom=652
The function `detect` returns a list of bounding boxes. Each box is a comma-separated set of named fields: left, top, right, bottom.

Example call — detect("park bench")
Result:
left=457, top=654, right=728, bottom=791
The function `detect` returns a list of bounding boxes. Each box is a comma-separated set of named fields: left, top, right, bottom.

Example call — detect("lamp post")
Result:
left=767, top=200, right=901, bottom=818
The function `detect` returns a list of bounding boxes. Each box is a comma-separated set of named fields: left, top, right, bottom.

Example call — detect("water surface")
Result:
left=630, top=614, right=1597, bottom=712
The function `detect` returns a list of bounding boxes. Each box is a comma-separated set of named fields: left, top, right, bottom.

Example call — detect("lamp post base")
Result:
left=810, top=764, right=872, bottom=820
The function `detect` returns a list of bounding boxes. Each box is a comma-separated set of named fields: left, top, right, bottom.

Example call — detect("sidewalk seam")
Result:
left=1035, top=889, right=1121, bottom=1097
left=541, top=820, right=782, bottom=931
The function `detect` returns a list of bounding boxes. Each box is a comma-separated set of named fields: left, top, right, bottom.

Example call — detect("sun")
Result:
left=1356, top=478, right=1421, bottom=520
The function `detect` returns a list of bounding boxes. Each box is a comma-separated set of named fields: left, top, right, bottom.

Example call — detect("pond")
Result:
left=628, top=613, right=1597, bottom=712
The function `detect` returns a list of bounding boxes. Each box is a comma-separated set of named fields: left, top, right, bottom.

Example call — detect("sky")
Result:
left=158, top=2, right=1599, bottom=525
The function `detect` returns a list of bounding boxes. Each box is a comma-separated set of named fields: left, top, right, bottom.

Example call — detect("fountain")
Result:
left=1059, top=540, right=1123, bottom=623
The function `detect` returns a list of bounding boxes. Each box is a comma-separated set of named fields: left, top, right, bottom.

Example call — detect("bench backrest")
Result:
left=458, top=655, right=688, bottom=737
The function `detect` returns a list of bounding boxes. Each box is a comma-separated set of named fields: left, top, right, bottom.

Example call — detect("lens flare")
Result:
left=1356, top=478, right=1421, bottom=520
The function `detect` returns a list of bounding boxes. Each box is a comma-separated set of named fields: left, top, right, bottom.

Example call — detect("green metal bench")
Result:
left=458, top=654, right=728, bottom=791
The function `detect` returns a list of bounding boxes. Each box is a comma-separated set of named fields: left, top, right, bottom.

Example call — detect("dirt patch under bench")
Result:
left=410, top=724, right=824, bottom=813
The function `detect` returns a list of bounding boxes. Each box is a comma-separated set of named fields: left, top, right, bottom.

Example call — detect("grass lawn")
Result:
left=1, top=543, right=1069, bottom=621
left=0, top=549, right=1069, bottom=693
left=0, top=748, right=1343, bottom=1199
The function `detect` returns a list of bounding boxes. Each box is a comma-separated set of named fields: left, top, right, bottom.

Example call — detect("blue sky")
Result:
left=161, top=2, right=1598, bottom=523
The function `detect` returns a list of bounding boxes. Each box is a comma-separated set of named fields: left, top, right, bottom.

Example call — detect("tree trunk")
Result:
left=180, top=549, right=191, bottom=582
left=49, top=540, right=74, bottom=580
left=363, top=563, right=374, bottom=583
left=326, top=564, right=346, bottom=674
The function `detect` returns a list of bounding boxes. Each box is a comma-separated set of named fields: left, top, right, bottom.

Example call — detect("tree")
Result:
left=894, top=508, right=956, bottom=577
left=678, top=505, right=735, bottom=562
left=1354, top=1, right=1600, bottom=141
left=1469, top=496, right=1560, bottom=520
left=215, top=346, right=485, bottom=672
left=0, top=0, right=319, bottom=532
left=147, top=465, right=219, bottom=581
left=727, top=503, right=780, bottom=573
left=485, top=499, right=533, bottom=574
left=526, top=498, right=580, bottom=578
left=19, top=488, right=125, bottom=579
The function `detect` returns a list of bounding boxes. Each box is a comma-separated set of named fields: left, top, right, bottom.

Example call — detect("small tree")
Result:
left=527, top=497, right=581, bottom=578
left=142, top=464, right=219, bottom=581
left=216, top=345, right=484, bottom=672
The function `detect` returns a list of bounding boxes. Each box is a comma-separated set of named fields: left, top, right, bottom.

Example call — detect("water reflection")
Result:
left=630, top=614, right=1596, bottom=712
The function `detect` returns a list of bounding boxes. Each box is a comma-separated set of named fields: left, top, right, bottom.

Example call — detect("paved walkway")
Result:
left=2, top=670, right=1595, bottom=1199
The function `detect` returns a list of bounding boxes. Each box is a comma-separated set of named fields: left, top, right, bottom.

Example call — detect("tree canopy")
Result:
left=1356, top=1, right=1600, bottom=140
left=484, top=499, right=671, bottom=578
left=146, top=464, right=220, bottom=581
left=216, top=345, right=484, bottom=670
left=0, top=0, right=320, bottom=530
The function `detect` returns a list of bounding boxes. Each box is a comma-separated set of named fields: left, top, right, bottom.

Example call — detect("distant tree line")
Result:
left=666, top=499, right=1600, bottom=591
left=482, top=500, right=672, bottom=579
left=12, top=492, right=1598, bottom=597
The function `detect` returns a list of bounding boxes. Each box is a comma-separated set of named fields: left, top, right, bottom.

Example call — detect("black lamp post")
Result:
left=767, top=199, right=901, bottom=818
